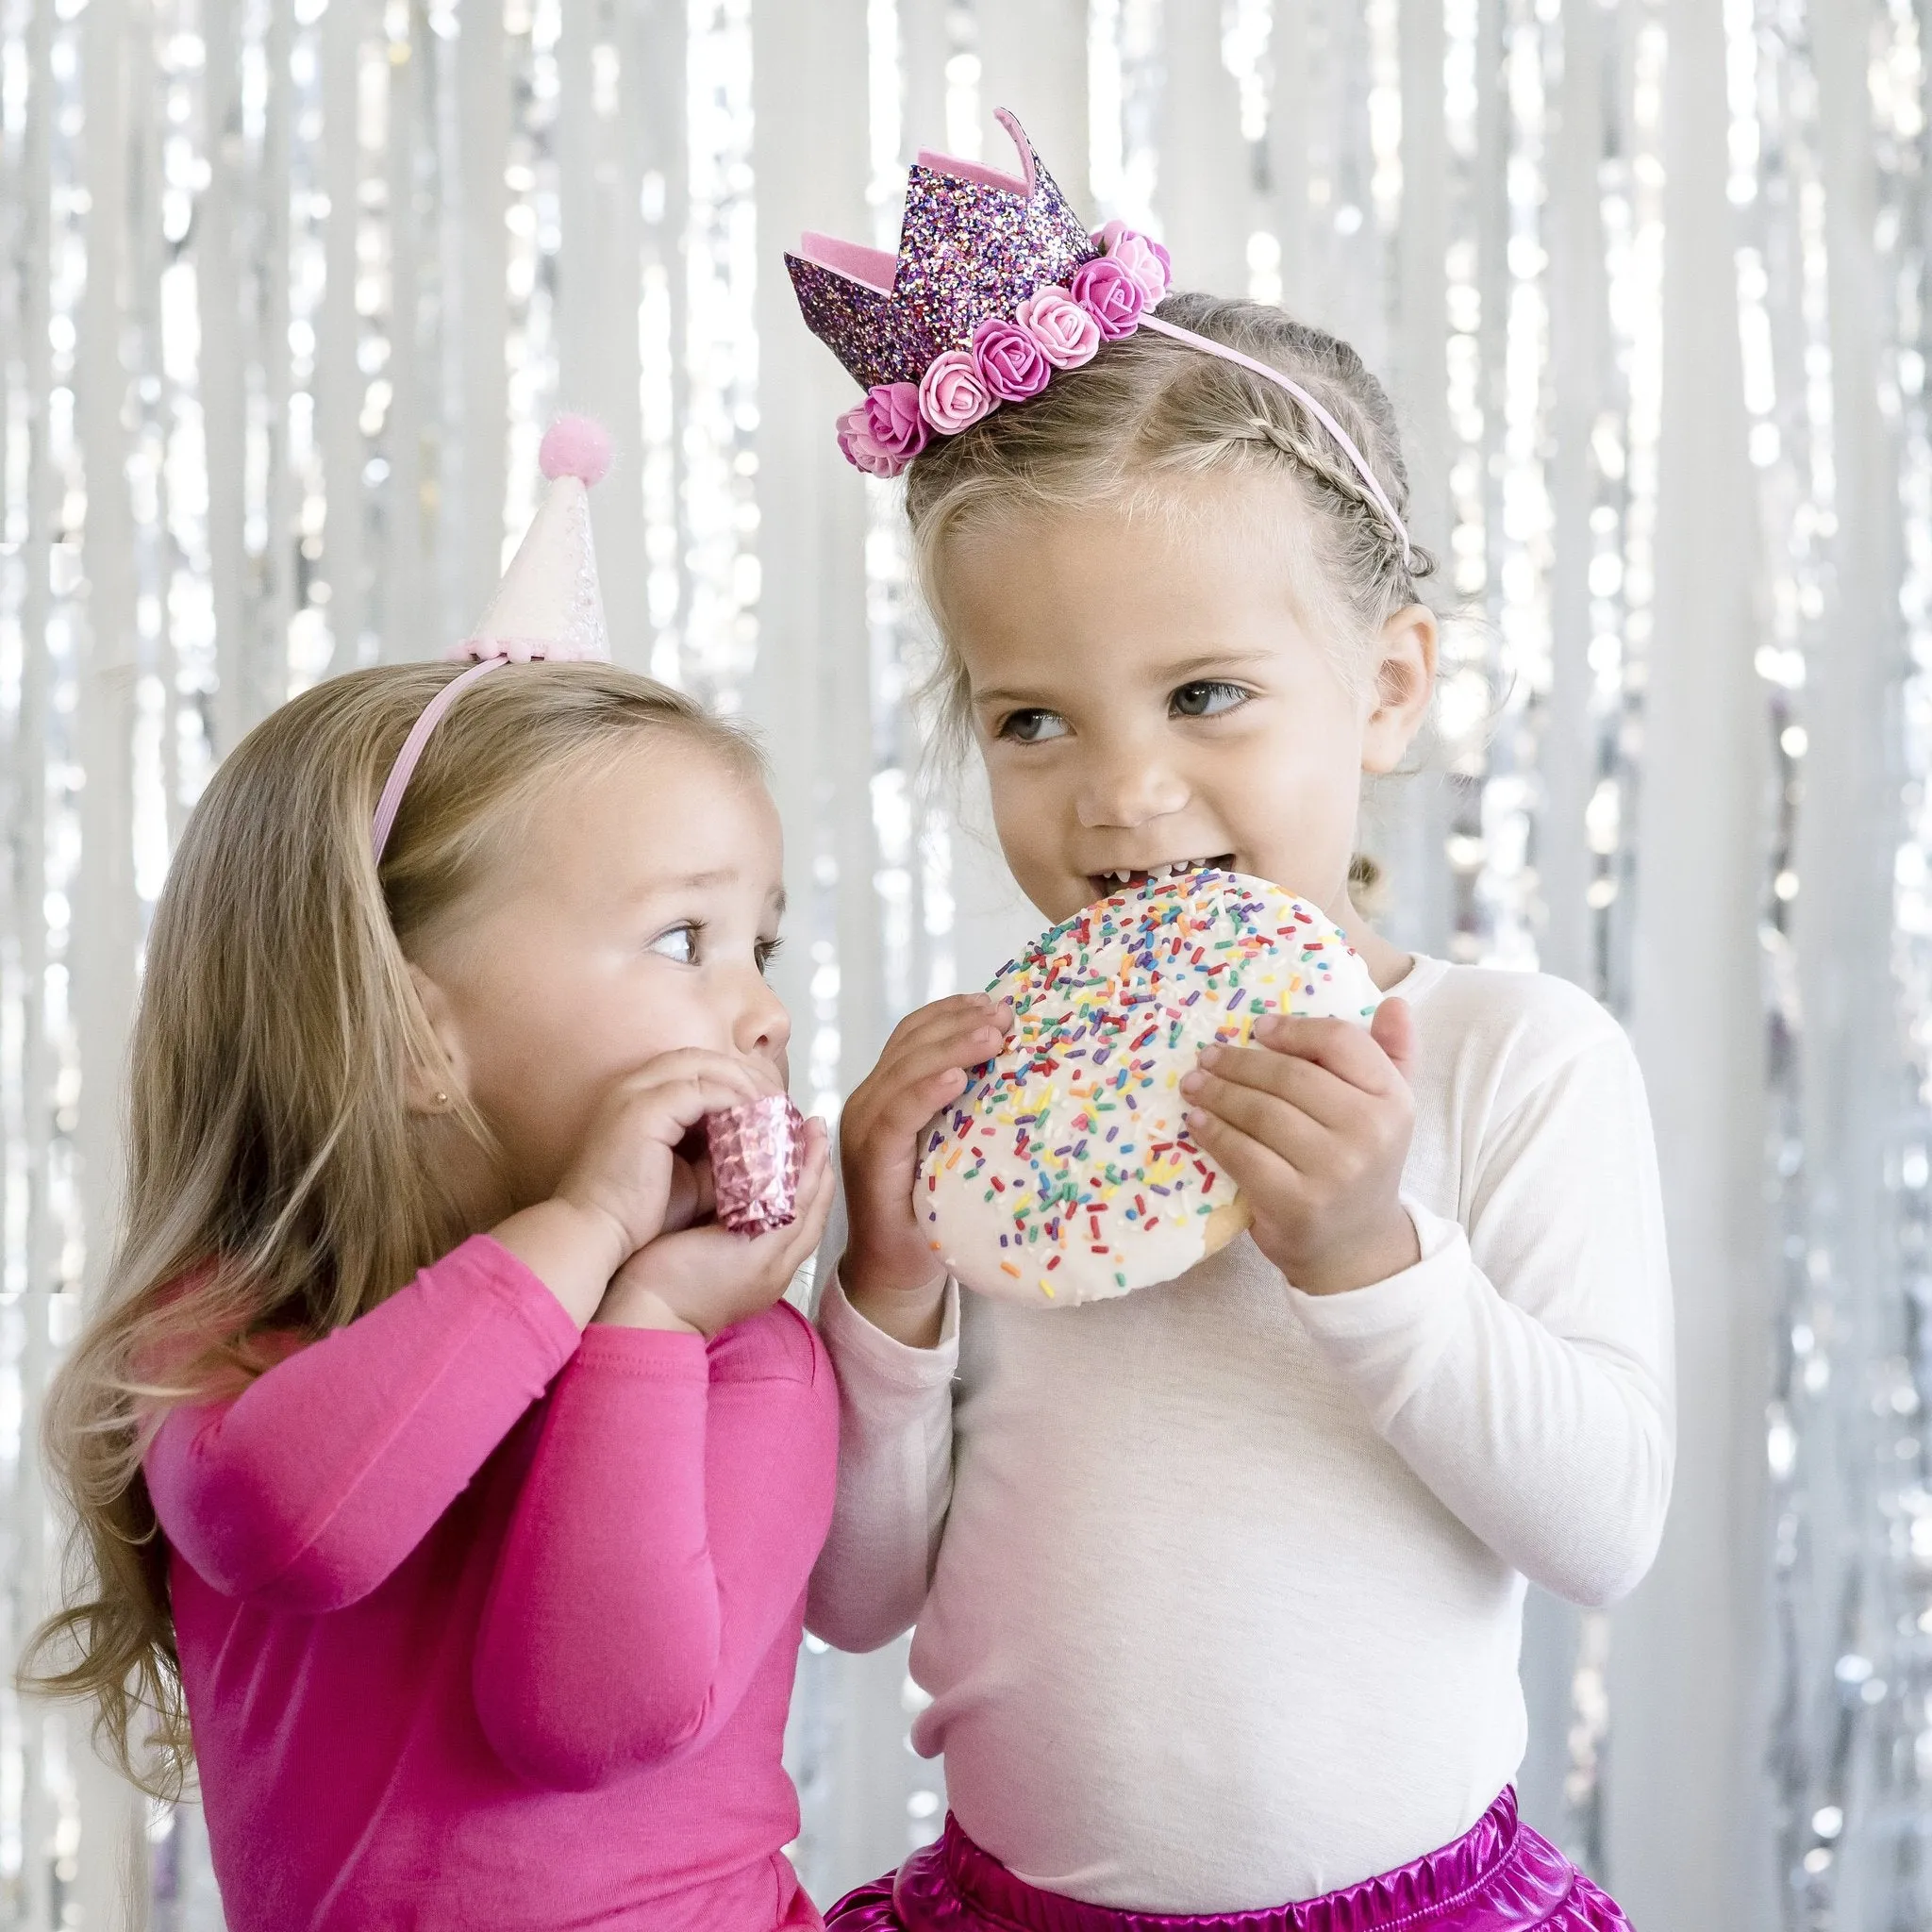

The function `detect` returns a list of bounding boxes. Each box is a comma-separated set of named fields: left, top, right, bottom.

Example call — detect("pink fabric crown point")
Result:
left=449, top=415, right=613, bottom=665
left=785, top=110, right=1413, bottom=562
left=540, top=413, right=613, bottom=487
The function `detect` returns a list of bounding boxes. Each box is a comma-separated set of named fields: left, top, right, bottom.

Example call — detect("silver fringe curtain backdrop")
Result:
left=0, top=0, right=1914, bottom=1926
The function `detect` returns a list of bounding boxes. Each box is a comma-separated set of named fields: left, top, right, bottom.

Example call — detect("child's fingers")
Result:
left=1247, top=1013, right=1404, bottom=1097
left=1183, top=1073, right=1328, bottom=1172
left=1190, top=1043, right=1364, bottom=1135
left=851, top=1037, right=995, bottom=1141
left=643, top=1072, right=773, bottom=1141
left=780, top=1152, right=837, bottom=1265
left=898, top=1025, right=1005, bottom=1083
left=1369, top=996, right=1413, bottom=1082
left=877, top=1015, right=1009, bottom=1089
left=891, top=1036, right=996, bottom=1098
left=791, top=1120, right=834, bottom=1216
left=629, top=1045, right=780, bottom=1092
left=1185, top=1106, right=1305, bottom=1208
left=878, top=1002, right=1010, bottom=1070
left=615, top=1049, right=775, bottom=1129
left=662, top=1154, right=707, bottom=1233
left=879, top=994, right=1009, bottom=1061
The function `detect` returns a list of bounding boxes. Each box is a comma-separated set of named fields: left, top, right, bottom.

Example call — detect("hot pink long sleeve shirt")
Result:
left=144, top=1234, right=837, bottom=1931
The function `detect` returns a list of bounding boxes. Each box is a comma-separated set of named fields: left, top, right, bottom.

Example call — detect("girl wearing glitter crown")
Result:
left=21, top=424, right=840, bottom=1931
left=791, top=113, right=1669, bottom=1930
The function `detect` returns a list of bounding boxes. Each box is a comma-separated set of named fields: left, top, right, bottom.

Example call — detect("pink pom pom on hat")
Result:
left=540, top=412, right=613, bottom=487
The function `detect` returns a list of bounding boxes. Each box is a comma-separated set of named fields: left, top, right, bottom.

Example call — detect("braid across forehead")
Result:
left=904, top=291, right=1436, bottom=734
left=1144, top=295, right=1425, bottom=596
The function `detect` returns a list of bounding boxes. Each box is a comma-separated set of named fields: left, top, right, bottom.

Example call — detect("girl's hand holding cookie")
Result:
left=1180, top=998, right=1422, bottom=1296
left=595, top=1118, right=834, bottom=1337
left=839, top=993, right=1012, bottom=1346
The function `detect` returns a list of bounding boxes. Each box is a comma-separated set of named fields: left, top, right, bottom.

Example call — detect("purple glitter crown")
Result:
left=786, top=109, right=1174, bottom=476
left=786, top=109, right=1099, bottom=392
left=784, top=108, right=1415, bottom=554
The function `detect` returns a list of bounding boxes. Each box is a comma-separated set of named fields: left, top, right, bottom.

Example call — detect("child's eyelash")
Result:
left=756, top=936, right=784, bottom=972
left=1170, top=679, right=1253, bottom=717
left=997, top=708, right=1067, bottom=742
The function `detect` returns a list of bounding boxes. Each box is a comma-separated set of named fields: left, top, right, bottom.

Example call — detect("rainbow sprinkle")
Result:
left=919, top=870, right=1380, bottom=1307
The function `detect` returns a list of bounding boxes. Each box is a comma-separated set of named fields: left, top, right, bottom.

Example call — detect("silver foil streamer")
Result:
left=1857, top=0, right=1932, bottom=1919
left=1436, top=0, right=1669, bottom=1879
left=1731, top=0, right=1932, bottom=1920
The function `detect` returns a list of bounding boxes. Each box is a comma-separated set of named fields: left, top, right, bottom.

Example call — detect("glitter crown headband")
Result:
left=784, top=108, right=1412, bottom=564
left=370, top=414, right=613, bottom=864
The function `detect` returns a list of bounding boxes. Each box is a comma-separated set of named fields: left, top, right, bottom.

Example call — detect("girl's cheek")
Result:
left=979, top=762, right=1023, bottom=818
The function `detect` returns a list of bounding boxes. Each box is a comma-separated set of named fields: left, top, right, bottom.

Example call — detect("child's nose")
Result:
left=1075, top=744, right=1191, bottom=829
left=733, top=970, right=792, bottom=1062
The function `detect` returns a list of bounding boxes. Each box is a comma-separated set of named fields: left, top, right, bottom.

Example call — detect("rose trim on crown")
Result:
left=971, top=316, right=1053, bottom=403
left=1015, top=286, right=1102, bottom=370
left=835, top=225, right=1171, bottom=477
left=836, top=380, right=927, bottom=475
left=1067, top=256, right=1146, bottom=340
left=1093, top=220, right=1173, bottom=303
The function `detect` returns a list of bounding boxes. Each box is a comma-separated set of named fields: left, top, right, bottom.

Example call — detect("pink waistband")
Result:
left=826, top=1789, right=1632, bottom=1932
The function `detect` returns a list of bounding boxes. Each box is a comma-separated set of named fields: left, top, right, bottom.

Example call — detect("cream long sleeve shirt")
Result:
left=808, top=957, right=1675, bottom=1912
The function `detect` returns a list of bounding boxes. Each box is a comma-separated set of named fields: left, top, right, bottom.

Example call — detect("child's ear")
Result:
left=1361, top=604, right=1438, bottom=776
left=403, top=963, right=469, bottom=1117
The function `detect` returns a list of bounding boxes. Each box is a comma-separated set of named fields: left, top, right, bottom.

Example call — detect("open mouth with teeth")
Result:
left=1089, top=855, right=1236, bottom=899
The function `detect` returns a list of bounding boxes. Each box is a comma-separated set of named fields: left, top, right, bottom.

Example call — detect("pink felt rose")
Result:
left=971, top=317, right=1052, bottom=403
left=1015, top=286, right=1102, bottom=370
left=1093, top=220, right=1173, bottom=303
left=918, top=350, right=995, bottom=434
left=835, top=408, right=902, bottom=476
left=863, top=381, right=930, bottom=461
left=836, top=400, right=912, bottom=477
left=1070, top=255, right=1147, bottom=340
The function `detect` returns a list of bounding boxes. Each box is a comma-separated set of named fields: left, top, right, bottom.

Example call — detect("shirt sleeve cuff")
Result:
left=816, top=1267, right=959, bottom=1390
left=569, top=1322, right=710, bottom=1379
left=1284, top=1201, right=1473, bottom=1430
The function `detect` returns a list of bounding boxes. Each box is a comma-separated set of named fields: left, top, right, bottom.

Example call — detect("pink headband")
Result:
left=370, top=657, right=507, bottom=863
left=785, top=110, right=1413, bottom=566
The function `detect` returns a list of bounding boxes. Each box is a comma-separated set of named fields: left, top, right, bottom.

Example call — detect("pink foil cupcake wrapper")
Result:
left=706, top=1095, right=807, bottom=1235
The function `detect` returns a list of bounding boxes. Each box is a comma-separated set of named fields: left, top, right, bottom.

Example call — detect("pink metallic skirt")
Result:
left=823, top=1790, right=1629, bottom=1932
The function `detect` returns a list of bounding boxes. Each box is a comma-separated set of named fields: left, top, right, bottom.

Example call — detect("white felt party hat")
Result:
left=450, top=415, right=612, bottom=663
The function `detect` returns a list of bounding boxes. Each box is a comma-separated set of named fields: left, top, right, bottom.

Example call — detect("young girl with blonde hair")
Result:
left=789, top=115, right=1670, bottom=1930
left=24, top=427, right=837, bottom=1931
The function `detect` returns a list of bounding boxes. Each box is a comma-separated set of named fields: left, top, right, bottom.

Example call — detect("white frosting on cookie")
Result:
left=917, top=871, right=1381, bottom=1307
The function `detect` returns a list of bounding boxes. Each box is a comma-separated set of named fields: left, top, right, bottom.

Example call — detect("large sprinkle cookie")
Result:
left=917, top=871, right=1381, bottom=1307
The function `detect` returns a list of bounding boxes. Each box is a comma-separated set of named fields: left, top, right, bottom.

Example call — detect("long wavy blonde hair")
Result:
left=18, top=660, right=755, bottom=1796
